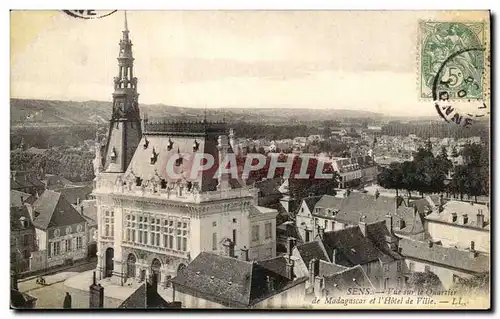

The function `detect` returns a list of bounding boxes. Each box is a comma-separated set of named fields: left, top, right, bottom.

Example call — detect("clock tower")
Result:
left=103, top=11, right=142, bottom=173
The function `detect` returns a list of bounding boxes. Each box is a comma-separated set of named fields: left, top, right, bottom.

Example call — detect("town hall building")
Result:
left=93, top=14, right=278, bottom=289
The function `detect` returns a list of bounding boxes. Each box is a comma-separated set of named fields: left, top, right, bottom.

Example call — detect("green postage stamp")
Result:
left=419, top=21, right=486, bottom=100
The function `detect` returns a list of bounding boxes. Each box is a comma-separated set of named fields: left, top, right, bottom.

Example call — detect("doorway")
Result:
left=105, top=247, right=114, bottom=278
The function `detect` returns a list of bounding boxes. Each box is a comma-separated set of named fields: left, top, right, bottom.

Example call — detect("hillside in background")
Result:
left=10, top=98, right=384, bottom=127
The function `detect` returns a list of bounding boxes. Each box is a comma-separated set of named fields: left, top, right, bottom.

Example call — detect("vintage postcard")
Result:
left=10, top=10, right=490, bottom=310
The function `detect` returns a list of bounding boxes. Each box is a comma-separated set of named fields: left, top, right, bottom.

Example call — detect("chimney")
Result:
left=89, top=271, right=104, bottom=308
left=462, top=214, right=468, bottom=225
left=385, top=234, right=398, bottom=251
left=359, top=215, right=367, bottom=236
left=451, top=212, right=457, bottom=223
left=148, top=274, right=158, bottom=296
left=332, top=248, right=338, bottom=264
left=476, top=210, right=485, bottom=228
left=314, top=276, right=324, bottom=297
left=240, top=246, right=249, bottom=262
left=469, top=241, right=477, bottom=258
left=76, top=197, right=80, bottom=206
left=286, top=237, right=296, bottom=259
left=80, top=205, right=84, bottom=216
left=308, top=258, right=319, bottom=284
left=285, top=257, right=295, bottom=280
left=385, top=214, right=393, bottom=234
left=222, top=239, right=235, bottom=258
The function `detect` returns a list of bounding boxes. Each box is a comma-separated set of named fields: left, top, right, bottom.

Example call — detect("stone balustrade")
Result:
left=94, top=177, right=256, bottom=203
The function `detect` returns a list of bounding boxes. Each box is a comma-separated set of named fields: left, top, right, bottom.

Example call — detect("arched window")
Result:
left=151, top=258, right=162, bottom=284
left=177, top=263, right=186, bottom=275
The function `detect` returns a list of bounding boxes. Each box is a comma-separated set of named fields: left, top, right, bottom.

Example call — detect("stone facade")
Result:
left=93, top=16, right=278, bottom=289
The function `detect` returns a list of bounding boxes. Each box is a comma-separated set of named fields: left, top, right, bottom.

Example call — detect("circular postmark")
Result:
left=63, top=10, right=117, bottom=20
left=432, top=48, right=489, bottom=128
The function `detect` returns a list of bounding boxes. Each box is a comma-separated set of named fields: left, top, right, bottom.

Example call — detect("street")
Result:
left=17, top=261, right=96, bottom=309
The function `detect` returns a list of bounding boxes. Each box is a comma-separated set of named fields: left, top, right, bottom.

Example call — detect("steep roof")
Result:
left=256, top=256, right=291, bottom=279
left=313, top=195, right=339, bottom=210
left=72, top=199, right=97, bottom=227
left=11, top=171, right=44, bottom=189
left=255, top=178, right=283, bottom=197
left=170, top=252, right=254, bottom=306
left=10, top=190, right=35, bottom=207
left=295, top=240, right=330, bottom=267
left=366, top=221, right=402, bottom=260
left=311, top=193, right=424, bottom=236
left=11, top=289, right=37, bottom=309
left=399, top=238, right=489, bottom=273
left=53, top=185, right=93, bottom=205
left=425, top=200, right=490, bottom=230
left=322, top=265, right=375, bottom=291
left=171, top=252, right=304, bottom=307
left=318, top=260, right=348, bottom=276
left=119, top=282, right=179, bottom=309
left=32, top=190, right=86, bottom=230
left=125, top=132, right=241, bottom=193
left=322, top=226, right=394, bottom=266
left=301, top=195, right=323, bottom=212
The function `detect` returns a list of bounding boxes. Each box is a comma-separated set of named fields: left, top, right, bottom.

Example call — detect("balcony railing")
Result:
left=95, top=178, right=256, bottom=203
left=122, top=241, right=189, bottom=259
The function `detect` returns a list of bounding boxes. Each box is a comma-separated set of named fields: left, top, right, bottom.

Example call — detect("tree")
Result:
left=461, top=142, right=482, bottom=166
left=401, top=161, right=417, bottom=197
left=449, top=165, right=468, bottom=200
left=377, top=162, right=403, bottom=197
left=408, top=271, right=443, bottom=290
left=449, top=142, right=489, bottom=201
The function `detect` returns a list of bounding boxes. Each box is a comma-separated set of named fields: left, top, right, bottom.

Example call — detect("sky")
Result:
left=10, top=10, right=489, bottom=116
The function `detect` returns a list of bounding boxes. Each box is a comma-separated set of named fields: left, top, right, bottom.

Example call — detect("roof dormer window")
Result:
left=19, top=217, right=28, bottom=228
left=176, top=147, right=183, bottom=166
left=110, top=148, right=117, bottom=162
left=150, top=147, right=158, bottom=165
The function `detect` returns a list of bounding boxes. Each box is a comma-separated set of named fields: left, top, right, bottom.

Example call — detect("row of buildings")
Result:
left=10, top=172, right=97, bottom=275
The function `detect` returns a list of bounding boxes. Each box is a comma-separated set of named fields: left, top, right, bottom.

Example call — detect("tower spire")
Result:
left=102, top=13, right=142, bottom=173
left=124, top=10, right=128, bottom=31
